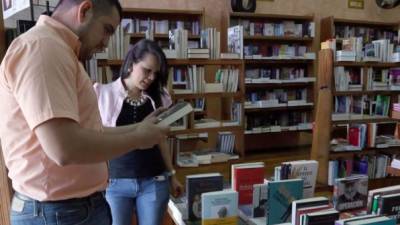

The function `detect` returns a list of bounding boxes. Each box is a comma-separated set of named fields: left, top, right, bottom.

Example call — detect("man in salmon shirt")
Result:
left=0, top=0, right=169, bottom=225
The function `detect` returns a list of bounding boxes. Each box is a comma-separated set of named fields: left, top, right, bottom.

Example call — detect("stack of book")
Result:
left=274, top=160, right=318, bottom=198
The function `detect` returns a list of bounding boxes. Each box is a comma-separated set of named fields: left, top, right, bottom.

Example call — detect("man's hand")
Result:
left=135, top=119, right=169, bottom=149
left=144, top=107, right=166, bottom=123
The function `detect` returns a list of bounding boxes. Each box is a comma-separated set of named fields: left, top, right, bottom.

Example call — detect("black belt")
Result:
left=14, top=191, right=104, bottom=204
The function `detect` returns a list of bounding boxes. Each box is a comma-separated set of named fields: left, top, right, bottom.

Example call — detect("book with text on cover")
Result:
left=157, top=101, right=193, bottom=126
left=201, top=190, right=238, bottom=225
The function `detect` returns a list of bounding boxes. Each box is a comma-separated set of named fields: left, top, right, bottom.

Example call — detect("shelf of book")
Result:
left=329, top=146, right=400, bottom=159
left=229, top=13, right=316, bottom=152
left=169, top=126, right=243, bottom=135
left=122, top=8, right=203, bottom=17
left=230, top=12, right=314, bottom=21
left=333, top=62, right=400, bottom=68
left=245, top=82, right=314, bottom=88
left=331, top=117, right=395, bottom=125
left=316, top=177, right=400, bottom=193
left=245, top=104, right=313, bottom=112
left=97, top=59, right=244, bottom=67
left=172, top=92, right=243, bottom=99
left=332, top=18, right=398, bottom=27
left=168, top=59, right=244, bottom=66
left=311, top=45, right=400, bottom=187
left=333, top=90, right=400, bottom=96
left=243, top=35, right=313, bottom=42
left=245, top=128, right=312, bottom=135
left=244, top=59, right=314, bottom=64
left=130, top=33, right=201, bottom=39
left=320, top=16, right=399, bottom=43
left=97, top=59, right=122, bottom=67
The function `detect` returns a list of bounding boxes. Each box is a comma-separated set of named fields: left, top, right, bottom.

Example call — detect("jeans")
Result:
left=10, top=192, right=111, bottom=225
left=105, top=174, right=170, bottom=225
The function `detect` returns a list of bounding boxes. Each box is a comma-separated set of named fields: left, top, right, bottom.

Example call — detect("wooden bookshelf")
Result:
left=245, top=82, right=314, bottom=88
left=333, top=90, right=400, bottom=96
left=229, top=13, right=316, bottom=152
left=244, top=59, right=314, bottom=64
left=168, top=59, right=243, bottom=66
left=311, top=48, right=400, bottom=187
left=169, top=126, right=243, bottom=135
left=121, top=8, right=204, bottom=24
left=168, top=59, right=246, bottom=157
left=97, top=59, right=244, bottom=67
left=334, top=62, right=400, bottom=68
left=130, top=33, right=200, bottom=39
left=172, top=92, right=242, bottom=99
left=243, top=35, right=313, bottom=42
left=245, top=104, right=313, bottom=112
left=230, top=12, right=313, bottom=21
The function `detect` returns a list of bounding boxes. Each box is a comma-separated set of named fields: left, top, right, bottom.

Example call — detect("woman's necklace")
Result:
left=125, top=91, right=147, bottom=107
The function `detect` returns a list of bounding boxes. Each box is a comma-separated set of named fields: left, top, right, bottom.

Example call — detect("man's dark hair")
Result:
left=54, top=0, right=122, bottom=19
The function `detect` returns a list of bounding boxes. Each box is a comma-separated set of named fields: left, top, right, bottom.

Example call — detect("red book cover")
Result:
left=233, top=166, right=264, bottom=204
left=348, top=127, right=360, bottom=147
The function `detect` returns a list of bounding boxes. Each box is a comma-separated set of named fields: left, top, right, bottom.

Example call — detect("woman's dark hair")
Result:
left=118, top=39, right=169, bottom=107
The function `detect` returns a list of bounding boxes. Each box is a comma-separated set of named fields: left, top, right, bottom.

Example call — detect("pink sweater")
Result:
left=93, top=77, right=172, bottom=127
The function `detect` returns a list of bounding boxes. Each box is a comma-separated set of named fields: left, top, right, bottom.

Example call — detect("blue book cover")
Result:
left=186, top=173, right=224, bottom=221
left=266, top=178, right=303, bottom=225
left=201, top=190, right=238, bottom=225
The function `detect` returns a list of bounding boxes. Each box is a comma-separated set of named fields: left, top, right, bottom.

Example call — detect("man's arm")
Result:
left=34, top=118, right=169, bottom=166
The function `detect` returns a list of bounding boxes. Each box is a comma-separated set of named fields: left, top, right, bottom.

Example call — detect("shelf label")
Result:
left=348, top=0, right=364, bottom=9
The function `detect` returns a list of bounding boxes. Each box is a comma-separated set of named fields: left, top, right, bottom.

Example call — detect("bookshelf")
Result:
left=312, top=17, right=400, bottom=186
left=228, top=12, right=316, bottom=152
left=311, top=48, right=400, bottom=187
left=122, top=8, right=204, bottom=47
left=94, top=8, right=246, bottom=172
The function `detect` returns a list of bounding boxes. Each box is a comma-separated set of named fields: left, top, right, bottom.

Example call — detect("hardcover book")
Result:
left=186, top=173, right=224, bottom=221
left=201, top=190, right=238, bottom=225
left=266, top=179, right=303, bottom=225
left=333, top=175, right=368, bottom=211
left=231, top=162, right=265, bottom=204
left=252, top=183, right=268, bottom=218
left=157, top=101, right=193, bottom=126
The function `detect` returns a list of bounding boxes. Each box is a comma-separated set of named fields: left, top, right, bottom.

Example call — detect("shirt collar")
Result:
left=36, top=15, right=81, bottom=57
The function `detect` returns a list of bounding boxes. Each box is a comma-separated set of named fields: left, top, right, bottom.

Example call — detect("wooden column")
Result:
left=311, top=49, right=333, bottom=185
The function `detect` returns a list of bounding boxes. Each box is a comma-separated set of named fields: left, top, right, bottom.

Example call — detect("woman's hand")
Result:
left=170, top=176, right=183, bottom=198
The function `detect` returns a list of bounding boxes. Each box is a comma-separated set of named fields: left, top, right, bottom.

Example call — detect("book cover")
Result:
left=201, top=190, right=238, bottom=225
left=231, top=162, right=265, bottom=205
left=227, top=25, right=243, bottom=58
left=367, top=185, right=400, bottom=213
left=157, top=101, right=193, bottom=126
left=186, top=173, right=224, bottom=221
left=304, top=209, right=339, bottom=225
left=252, top=183, right=268, bottom=218
left=291, top=196, right=330, bottom=225
left=333, top=175, right=368, bottom=211
left=283, top=160, right=318, bottom=198
left=379, top=193, right=400, bottom=223
left=266, top=179, right=303, bottom=225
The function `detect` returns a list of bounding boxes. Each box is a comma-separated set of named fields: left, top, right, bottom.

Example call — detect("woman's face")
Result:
left=127, top=53, right=160, bottom=91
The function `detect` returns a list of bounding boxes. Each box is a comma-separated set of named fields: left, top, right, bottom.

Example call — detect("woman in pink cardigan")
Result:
left=94, top=39, right=183, bottom=225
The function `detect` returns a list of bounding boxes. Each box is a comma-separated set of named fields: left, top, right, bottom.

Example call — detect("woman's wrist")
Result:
left=166, top=169, right=176, bottom=177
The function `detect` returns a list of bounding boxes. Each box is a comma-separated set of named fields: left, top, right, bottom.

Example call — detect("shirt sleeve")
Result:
left=5, top=38, right=80, bottom=130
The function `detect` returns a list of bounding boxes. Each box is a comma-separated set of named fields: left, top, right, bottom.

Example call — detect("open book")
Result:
left=157, top=101, right=193, bottom=126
